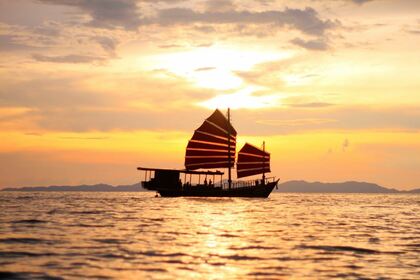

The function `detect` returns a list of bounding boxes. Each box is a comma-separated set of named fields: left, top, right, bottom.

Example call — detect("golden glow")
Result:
left=0, top=0, right=419, bottom=189
left=2, top=129, right=419, bottom=189
left=198, top=87, right=281, bottom=109
left=0, top=107, right=32, bottom=116
left=153, top=45, right=291, bottom=90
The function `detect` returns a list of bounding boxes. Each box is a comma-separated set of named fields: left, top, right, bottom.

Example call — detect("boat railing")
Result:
left=141, top=175, right=277, bottom=190
left=220, top=177, right=277, bottom=189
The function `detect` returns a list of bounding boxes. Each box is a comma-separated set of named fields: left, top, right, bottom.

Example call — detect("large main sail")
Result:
left=185, top=109, right=237, bottom=170
left=237, top=143, right=270, bottom=178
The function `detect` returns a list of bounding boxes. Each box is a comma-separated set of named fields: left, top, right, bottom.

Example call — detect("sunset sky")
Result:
left=0, top=0, right=419, bottom=189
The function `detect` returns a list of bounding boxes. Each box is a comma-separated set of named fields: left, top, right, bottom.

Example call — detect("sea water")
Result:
left=0, top=192, right=418, bottom=279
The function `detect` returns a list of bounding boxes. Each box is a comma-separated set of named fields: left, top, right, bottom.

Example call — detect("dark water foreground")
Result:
left=0, top=192, right=418, bottom=279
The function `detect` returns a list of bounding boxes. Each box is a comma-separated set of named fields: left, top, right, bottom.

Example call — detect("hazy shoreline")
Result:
left=2, top=181, right=419, bottom=194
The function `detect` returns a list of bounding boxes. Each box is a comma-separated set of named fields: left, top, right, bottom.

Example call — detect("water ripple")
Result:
left=12, top=219, right=47, bottom=224
left=298, top=245, right=381, bottom=254
left=0, top=271, right=63, bottom=280
left=0, top=192, right=418, bottom=279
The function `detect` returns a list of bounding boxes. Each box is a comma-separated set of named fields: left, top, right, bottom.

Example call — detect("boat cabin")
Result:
left=138, top=167, right=224, bottom=191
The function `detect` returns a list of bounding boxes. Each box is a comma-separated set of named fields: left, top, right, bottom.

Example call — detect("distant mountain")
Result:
left=2, top=183, right=146, bottom=192
left=275, top=180, right=401, bottom=193
left=2, top=180, right=418, bottom=193
left=406, top=188, right=420, bottom=193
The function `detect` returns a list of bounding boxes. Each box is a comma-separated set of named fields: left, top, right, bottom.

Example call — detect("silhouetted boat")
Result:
left=138, top=109, right=279, bottom=197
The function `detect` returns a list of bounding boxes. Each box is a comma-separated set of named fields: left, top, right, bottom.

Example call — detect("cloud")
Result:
left=32, top=53, right=107, bottom=63
left=38, top=0, right=142, bottom=30
left=0, top=35, right=41, bottom=52
left=194, top=67, right=216, bottom=72
left=0, top=70, right=217, bottom=132
left=232, top=105, right=420, bottom=135
left=30, top=108, right=197, bottom=132
left=205, top=0, right=236, bottom=13
left=256, top=118, right=336, bottom=127
left=405, top=20, right=420, bottom=35
left=33, top=25, right=61, bottom=37
left=58, top=136, right=109, bottom=140
left=42, top=104, right=420, bottom=134
left=0, top=23, right=121, bottom=63
left=281, top=96, right=335, bottom=109
left=195, top=42, right=213, bottom=47
left=193, top=25, right=217, bottom=33
left=350, top=0, right=374, bottom=4
left=33, top=2, right=337, bottom=40
left=287, top=102, right=334, bottom=108
left=407, top=29, right=420, bottom=35
left=92, top=36, right=118, bottom=55
left=158, top=44, right=184, bottom=49
left=290, top=37, right=329, bottom=51
left=1, top=68, right=420, bottom=135
left=24, top=132, right=43, bottom=136
left=145, top=7, right=336, bottom=36
left=234, top=57, right=302, bottom=88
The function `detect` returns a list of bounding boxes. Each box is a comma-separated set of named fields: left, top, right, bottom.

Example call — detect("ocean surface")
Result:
left=0, top=192, right=418, bottom=279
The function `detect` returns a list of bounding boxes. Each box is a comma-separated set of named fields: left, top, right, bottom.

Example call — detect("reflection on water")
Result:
left=0, top=192, right=419, bottom=279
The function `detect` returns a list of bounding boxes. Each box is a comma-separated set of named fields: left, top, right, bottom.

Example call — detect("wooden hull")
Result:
left=156, top=181, right=278, bottom=198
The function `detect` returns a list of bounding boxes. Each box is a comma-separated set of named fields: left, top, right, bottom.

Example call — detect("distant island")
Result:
left=1, top=181, right=419, bottom=193
left=1, top=183, right=145, bottom=192
left=275, top=180, right=419, bottom=193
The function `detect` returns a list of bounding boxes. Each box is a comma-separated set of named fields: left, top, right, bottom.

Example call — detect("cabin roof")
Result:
left=137, top=167, right=224, bottom=175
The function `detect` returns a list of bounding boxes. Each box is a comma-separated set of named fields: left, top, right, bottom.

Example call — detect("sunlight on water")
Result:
left=0, top=192, right=419, bottom=279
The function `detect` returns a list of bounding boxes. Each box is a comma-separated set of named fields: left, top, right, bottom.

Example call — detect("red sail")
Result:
left=185, top=109, right=237, bottom=170
left=237, top=143, right=270, bottom=178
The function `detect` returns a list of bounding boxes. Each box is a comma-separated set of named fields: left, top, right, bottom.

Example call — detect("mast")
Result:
left=262, top=141, right=265, bottom=185
left=227, top=108, right=232, bottom=189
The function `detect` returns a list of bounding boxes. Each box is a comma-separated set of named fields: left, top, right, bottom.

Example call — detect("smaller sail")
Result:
left=237, top=143, right=270, bottom=178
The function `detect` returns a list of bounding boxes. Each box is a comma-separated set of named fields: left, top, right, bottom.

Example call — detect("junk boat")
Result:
left=138, top=109, right=279, bottom=197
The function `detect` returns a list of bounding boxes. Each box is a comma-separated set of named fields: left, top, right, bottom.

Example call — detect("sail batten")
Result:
left=193, top=132, right=235, bottom=146
left=195, top=131, right=236, bottom=142
left=237, top=142, right=270, bottom=178
left=189, top=140, right=230, bottom=148
left=186, top=151, right=235, bottom=157
left=186, top=148, right=236, bottom=153
left=185, top=109, right=237, bottom=170
left=238, top=153, right=266, bottom=158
